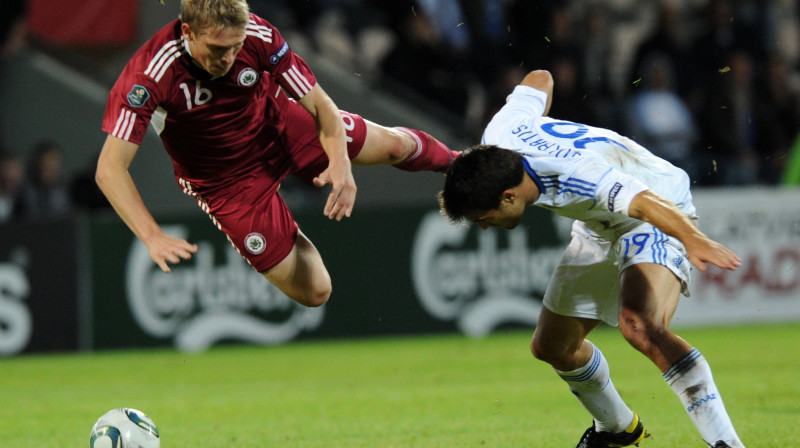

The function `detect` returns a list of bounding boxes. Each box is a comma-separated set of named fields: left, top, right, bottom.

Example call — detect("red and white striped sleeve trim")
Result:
left=245, top=19, right=273, bottom=43
left=144, top=38, right=185, bottom=82
left=282, top=64, right=314, bottom=98
left=112, top=109, right=137, bottom=141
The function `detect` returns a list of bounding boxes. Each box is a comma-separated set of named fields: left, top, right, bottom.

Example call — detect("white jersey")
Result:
left=482, top=85, right=696, bottom=240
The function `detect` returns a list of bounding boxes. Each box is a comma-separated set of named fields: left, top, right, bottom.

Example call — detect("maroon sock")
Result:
left=392, top=127, right=459, bottom=173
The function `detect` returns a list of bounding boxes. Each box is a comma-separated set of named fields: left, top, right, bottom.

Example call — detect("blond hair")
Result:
left=180, top=0, right=250, bottom=34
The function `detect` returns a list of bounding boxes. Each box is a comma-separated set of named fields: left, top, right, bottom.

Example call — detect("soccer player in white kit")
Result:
left=439, top=70, right=746, bottom=448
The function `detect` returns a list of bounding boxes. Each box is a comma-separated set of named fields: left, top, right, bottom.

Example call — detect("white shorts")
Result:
left=543, top=221, right=692, bottom=326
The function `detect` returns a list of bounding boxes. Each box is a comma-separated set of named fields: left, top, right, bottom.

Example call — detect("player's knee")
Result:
left=386, top=128, right=415, bottom=163
left=619, top=308, right=644, bottom=344
left=530, top=336, right=562, bottom=365
left=304, top=291, right=330, bottom=307
left=530, top=338, right=546, bottom=361
left=618, top=308, right=666, bottom=353
left=296, top=283, right=331, bottom=308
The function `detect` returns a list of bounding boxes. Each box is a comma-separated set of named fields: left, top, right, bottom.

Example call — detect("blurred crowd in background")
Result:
left=2, top=0, right=800, bottom=225
left=251, top=0, right=800, bottom=187
left=0, top=0, right=110, bottom=224
left=0, top=139, right=110, bottom=224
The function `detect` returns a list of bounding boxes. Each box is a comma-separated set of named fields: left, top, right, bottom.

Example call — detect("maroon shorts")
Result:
left=189, top=101, right=367, bottom=272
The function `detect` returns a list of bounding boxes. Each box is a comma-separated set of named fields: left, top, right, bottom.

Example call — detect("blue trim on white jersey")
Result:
left=652, top=228, right=669, bottom=265
left=539, top=175, right=560, bottom=192
left=558, top=178, right=596, bottom=198
left=524, top=158, right=602, bottom=201
left=522, top=159, right=546, bottom=193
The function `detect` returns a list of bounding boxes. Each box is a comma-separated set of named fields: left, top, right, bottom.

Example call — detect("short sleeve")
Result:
left=247, top=14, right=317, bottom=99
left=594, top=169, right=650, bottom=216
left=531, top=155, right=651, bottom=217
left=502, top=85, right=549, bottom=117
left=102, top=70, right=158, bottom=145
left=483, top=85, right=549, bottom=146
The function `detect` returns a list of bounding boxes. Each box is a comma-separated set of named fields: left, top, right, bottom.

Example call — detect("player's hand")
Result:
left=143, top=232, right=199, bottom=273
left=313, top=159, right=356, bottom=221
left=685, top=238, right=741, bottom=272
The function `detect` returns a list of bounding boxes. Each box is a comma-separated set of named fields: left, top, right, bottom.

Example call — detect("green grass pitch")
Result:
left=2, top=323, right=798, bottom=447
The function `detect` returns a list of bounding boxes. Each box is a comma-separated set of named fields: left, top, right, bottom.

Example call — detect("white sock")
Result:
left=556, top=342, right=635, bottom=433
left=664, top=348, right=744, bottom=447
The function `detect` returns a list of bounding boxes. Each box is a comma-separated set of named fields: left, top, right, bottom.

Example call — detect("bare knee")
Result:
left=530, top=337, right=553, bottom=363
left=290, top=273, right=332, bottom=307
left=261, top=242, right=332, bottom=308
left=358, top=124, right=416, bottom=165
left=530, top=333, right=577, bottom=367
left=530, top=310, right=599, bottom=370
left=618, top=308, right=667, bottom=355
left=385, top=128, right=414, bottom=163
left=296, top=286, right=331, bottom=308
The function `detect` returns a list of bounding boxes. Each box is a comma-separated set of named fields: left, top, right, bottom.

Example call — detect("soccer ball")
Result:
left=89, top=408, right=160, bottom=448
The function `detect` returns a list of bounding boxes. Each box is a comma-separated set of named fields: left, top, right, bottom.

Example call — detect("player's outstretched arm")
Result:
left=628, top=190, right=741, bottom=272
left=95, top=135, right=197, bottom=273
left=298, top=84, right=356, bottom=221
left=520, top=70, right=554, bottom=116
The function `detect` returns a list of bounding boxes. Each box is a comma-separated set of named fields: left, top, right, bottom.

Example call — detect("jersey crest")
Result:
left=245, top=232, right=267, bottom=255
left=237, top=68, right=259, bottom=86
left=126, top=85, right=151, bottom=107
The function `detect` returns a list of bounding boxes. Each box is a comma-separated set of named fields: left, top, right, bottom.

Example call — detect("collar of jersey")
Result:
left=522, top=158, right=546, bottom=194
left=182, top=38, right=221, bottom=80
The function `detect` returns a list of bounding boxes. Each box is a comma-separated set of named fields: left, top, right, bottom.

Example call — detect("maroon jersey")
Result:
left=102, top=14, right=317, bottom=191
left=101, top=14, right=368, bottom=272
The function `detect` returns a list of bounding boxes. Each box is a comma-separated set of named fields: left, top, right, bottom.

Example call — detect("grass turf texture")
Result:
left=2, top=323, right=797, bottom=447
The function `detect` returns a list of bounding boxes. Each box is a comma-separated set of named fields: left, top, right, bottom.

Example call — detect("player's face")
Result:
left=467, top=200, right=525, bottom=230
left=182, top=24, right=246, bottom=77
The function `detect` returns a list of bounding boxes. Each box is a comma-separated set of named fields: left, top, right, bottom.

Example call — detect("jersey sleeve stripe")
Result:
left=292, top=66, right=314, bottom=91
left=282, top=65, right=312, bottom=97
left=112, top=109, right=129, bottom=137
left=112, top=109, right=125, bottom=136
left=123, top=111, right=136, bottom=140
left=112, top=109, right=137, bottom=141
left=281, top=71, right=301, bottom=97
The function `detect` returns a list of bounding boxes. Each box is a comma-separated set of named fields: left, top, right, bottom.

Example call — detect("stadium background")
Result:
left=0, top=0, right=799, bottom=356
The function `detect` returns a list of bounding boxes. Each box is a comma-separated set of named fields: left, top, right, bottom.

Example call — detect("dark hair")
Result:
left=438, top=145, right=525, bottom=224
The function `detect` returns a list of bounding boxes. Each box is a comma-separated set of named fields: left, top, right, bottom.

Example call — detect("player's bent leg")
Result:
left=352, top=121, right=458, bottom=172
left=530, top=307, right=599, bottom=370
left=620, top=263, right=745, bottom=447
left=533, top=308, right=639, bottom=439
left=261, top=229, right=331, bottom=307
left=351, top=122, right=409, bottom=165
left=618, top=262, right=690, bottom=371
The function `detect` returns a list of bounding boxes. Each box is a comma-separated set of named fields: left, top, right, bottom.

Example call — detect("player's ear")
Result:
left=501, top=189, right=517, bottom=204
left=181, top=23, right=194, bottom=41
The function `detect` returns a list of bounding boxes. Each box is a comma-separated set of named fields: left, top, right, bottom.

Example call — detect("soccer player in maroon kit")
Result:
left=96, top=0, right=458, bottom=306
